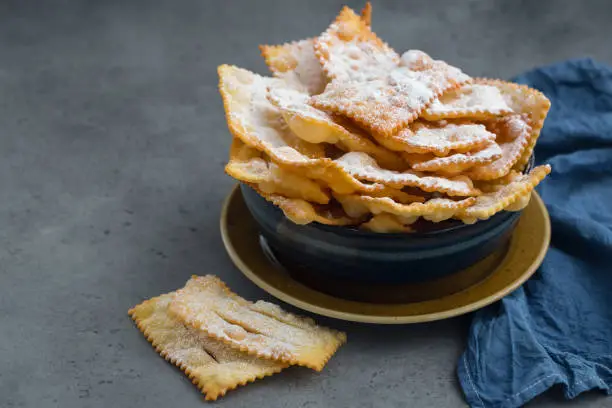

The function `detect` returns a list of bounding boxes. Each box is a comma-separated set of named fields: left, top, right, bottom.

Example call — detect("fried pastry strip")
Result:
left=129, top=293, right=287, bottom=401
left=169, top=276, right=347, bottom=371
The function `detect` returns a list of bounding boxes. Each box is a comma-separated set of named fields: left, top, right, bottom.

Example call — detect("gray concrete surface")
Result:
left=1, top=0, right=611, bottom=407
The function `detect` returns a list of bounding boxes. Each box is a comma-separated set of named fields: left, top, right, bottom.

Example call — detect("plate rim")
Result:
left=220, top=185, right=551, bottom=324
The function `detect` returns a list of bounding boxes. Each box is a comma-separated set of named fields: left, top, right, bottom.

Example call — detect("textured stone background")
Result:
left=1, top=0, right=611, bottom=407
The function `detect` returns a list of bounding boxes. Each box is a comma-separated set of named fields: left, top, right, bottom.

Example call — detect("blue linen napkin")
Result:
left=457, top=58, right=612, bottom=408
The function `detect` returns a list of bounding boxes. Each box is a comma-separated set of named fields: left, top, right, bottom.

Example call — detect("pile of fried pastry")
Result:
left=219, top=3, right=551, bottom=233
left=130, top=275, right=346, bottom=401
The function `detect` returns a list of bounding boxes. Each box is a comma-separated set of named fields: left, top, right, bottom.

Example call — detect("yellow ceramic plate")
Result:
left=220, top=185, right=550, bottom=324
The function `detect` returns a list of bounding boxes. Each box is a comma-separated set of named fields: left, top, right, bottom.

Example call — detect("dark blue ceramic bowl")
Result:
left=241, top=157, right=533, bottom=285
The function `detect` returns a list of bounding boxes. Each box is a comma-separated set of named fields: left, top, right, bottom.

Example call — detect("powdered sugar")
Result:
left=221, top=68, right=392, bottom=194
left=408, top=141, right=502, bottom=174
left=335, top=152, right=479, bottom=196
left=424, top=83, right=513, bottom=120
left=273, top=39, right=327, bottom=95
left=220, top=65, right=325, bottom=161
left=285, top=40, right=327, bottom=94
left=476, top=79, right=551, bottom=171
left=399, top=50, right=434, bottom=70
left=390, top=122, right=496, bottom=155
left=168, top=276, right=346, bottom=369
left=312, top=9, right=471, bottom=135
left=128, top=293, right=286, bottom=401
left=267, top=84, right=405, bottom=169
left=315, top=7, right=399, bottom=82
left=487, top=114, right=530, bottom=143
left=268, top=86, right=331, bottom=124
left=320, top=38, right=399, bottom=82
left=311, top=62, right=470, bottom=136
left=467, top=123, right=531, bottom=180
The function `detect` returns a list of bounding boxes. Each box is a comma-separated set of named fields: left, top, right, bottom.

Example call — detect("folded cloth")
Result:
left=458, top=58, right=612, bottom=408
